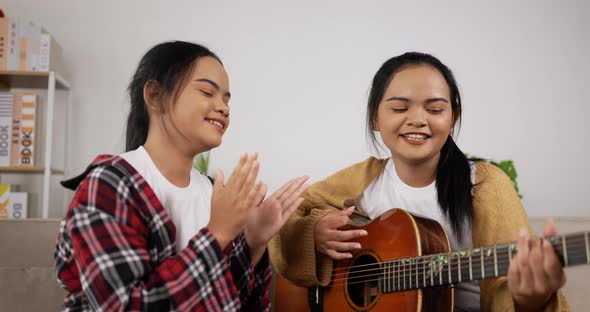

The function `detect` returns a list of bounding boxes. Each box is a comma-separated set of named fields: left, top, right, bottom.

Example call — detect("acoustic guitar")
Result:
left=273, top=208, right=589, bottom=311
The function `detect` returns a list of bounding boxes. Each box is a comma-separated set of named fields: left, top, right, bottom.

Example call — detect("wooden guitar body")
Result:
left=274, top=208, right=454, bottom=311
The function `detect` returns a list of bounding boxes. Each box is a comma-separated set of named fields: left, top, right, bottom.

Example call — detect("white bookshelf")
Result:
left=0, top=70, right=71, bottom=218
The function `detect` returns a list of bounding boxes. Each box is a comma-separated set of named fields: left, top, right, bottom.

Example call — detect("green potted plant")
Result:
left=193, top=152, right=210, bottom=176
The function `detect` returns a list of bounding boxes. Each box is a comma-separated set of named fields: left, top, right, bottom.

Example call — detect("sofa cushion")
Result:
left=0, top=267, right=64, bottom=310
left=0, top=219, right=65, bottom=311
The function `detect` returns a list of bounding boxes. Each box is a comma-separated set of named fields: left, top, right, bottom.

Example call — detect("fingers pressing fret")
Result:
left=508, top=228, right=566, bottom=310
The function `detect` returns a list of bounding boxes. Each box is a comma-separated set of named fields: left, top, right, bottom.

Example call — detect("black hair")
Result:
left=125, top=41, right=221, bottom=152
left=366, top=52, right=473, bottom=240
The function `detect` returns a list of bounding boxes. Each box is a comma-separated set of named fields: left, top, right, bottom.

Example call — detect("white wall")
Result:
left=3, top=0, right=589, bottom=217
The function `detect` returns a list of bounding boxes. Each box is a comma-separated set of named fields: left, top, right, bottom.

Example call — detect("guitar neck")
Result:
left=380, top=231, right=590, bottom=293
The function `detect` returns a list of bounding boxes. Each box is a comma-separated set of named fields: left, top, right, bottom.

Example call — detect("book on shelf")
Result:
left=9, top=191, right=27, bottom=218
left=0, top=91, right=38, bottom=167
left=0, top=16, right=6, bottom=70
left=0, top=14, right=64, bottom=72
left=16, top=93, right=37, bottom=166
left=0, top=92, right=11, bottom=166
left=0, top=183, right=28, bottom=219
left=0, top=183, right=7, bottom=218
left=39, top=32, right=62, bottom=72
left=22, top=20, right=41, bottom=71
left=5, top=16, right=19, bottom=71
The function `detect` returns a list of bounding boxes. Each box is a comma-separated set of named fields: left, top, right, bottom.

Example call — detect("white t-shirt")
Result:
left=120, top=146, right=212, bottom=253
left=356, top=159, right=480, bottom=312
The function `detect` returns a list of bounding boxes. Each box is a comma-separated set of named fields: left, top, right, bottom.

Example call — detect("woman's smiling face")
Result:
left=374, top=64, right=455, bottom=166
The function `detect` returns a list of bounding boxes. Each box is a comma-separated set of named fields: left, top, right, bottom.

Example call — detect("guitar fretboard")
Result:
left=378, top=231, right=589, bottom=293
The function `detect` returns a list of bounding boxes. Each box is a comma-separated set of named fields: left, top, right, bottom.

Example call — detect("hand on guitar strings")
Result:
left=508, top=218, right=566, bottom=310
left=315, top=206, right=369, bottom=260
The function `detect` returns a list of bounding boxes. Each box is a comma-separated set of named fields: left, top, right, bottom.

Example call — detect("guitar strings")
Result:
left=334, top=237, right=587, bottom=271
left=329, top=250, right=588, bottom=289
left=327, top=239, right=588, bottom=284
left=331, top=245, right=588, bottom=284
left=329, top=249, right=588, bottom=287
left=330, top=236, right=588, bottom=276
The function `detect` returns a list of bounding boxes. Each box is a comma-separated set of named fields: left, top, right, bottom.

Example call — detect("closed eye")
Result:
left=427, top=109, right=444, bottom=113
left=200, top=90, right=213, bottom=97
left=391, top=108, right=408, bottom=112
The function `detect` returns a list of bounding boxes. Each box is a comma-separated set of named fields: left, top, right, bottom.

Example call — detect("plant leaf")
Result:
left=466, top=154, right=522, bottom=198
left=194, top=153, right=210, bottom=175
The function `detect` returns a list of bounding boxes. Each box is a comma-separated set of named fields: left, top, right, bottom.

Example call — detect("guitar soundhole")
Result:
left=347, top=254, right=379, bottom=308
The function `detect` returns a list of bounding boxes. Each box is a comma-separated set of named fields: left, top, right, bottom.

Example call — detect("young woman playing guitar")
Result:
left=270, top=52, right=569, bottom=311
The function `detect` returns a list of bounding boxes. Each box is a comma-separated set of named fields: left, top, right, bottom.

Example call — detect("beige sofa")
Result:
left=0, top=218, right=588, bottom=311
left=0, top=219, right=65, bottom=311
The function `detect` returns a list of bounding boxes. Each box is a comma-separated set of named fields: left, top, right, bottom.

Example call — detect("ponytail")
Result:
left=125, top=64, right=151, bottom=151
left=436, top=136, right=473, bottom=241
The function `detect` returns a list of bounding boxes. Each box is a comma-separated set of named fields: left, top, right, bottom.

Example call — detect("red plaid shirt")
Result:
left=54, top=155, right=271, bottom=311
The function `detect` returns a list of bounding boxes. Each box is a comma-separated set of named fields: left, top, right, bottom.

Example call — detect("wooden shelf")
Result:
left=0, top=166, right=64, bottom=175
left=0, top=70, right=70, bottom=90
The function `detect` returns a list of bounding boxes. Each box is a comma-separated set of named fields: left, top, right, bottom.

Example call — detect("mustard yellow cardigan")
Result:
left=269, top=157, right=568, bottom=311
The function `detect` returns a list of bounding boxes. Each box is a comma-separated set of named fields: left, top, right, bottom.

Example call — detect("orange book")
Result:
left=18, top=93, right=36, bottom=166
left=10, top=93, right=37, bottom=166
left=0, top=17, right=7, bottom=70
left=6, top=17, right=19, bottom=70
left=10, top=93, right=21, bottom=166
left=18, top=33, right=26, bottom=70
